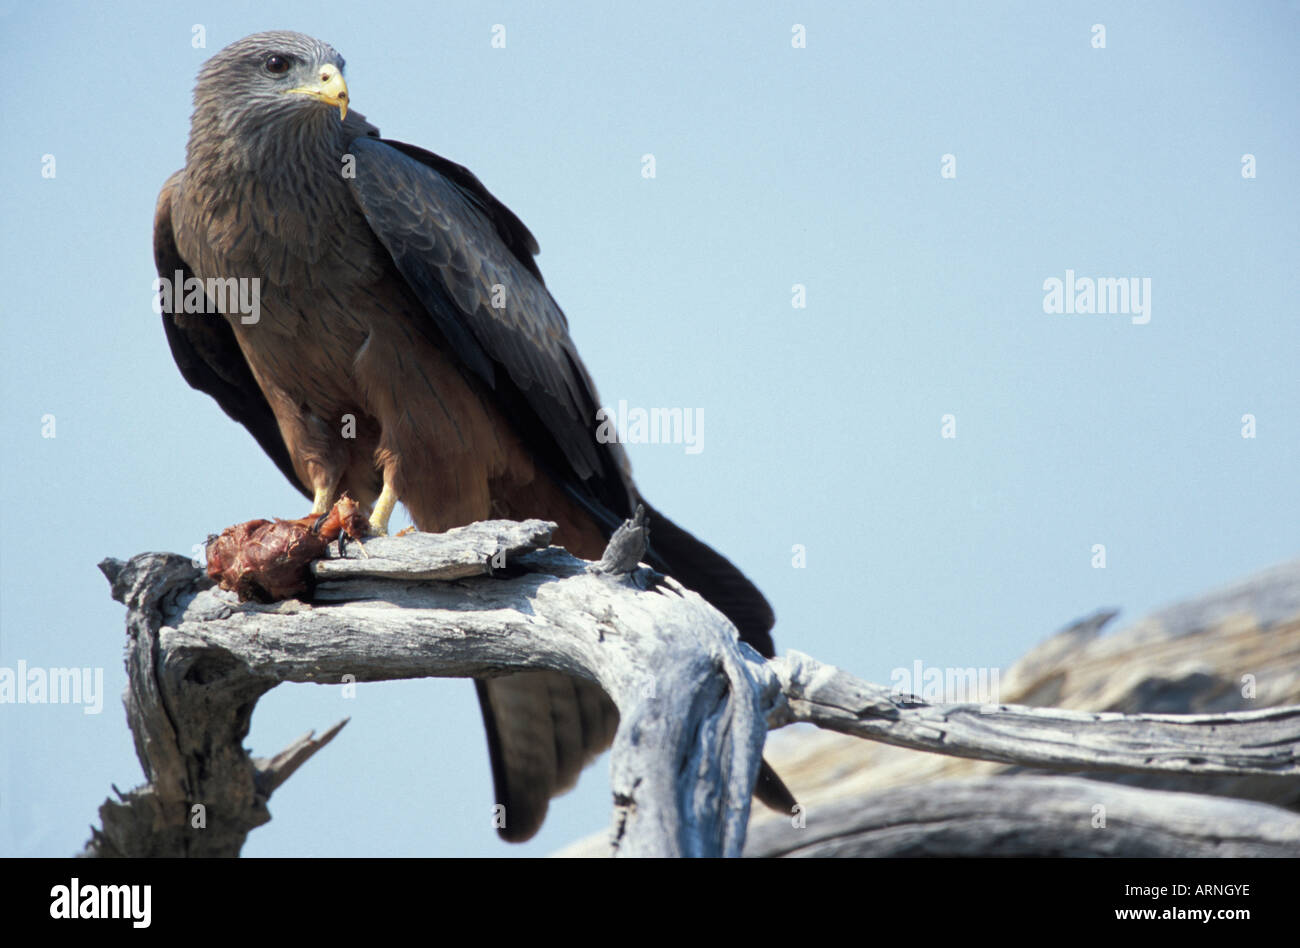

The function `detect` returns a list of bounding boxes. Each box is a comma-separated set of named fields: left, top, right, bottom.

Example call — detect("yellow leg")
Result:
left=311, top=485, right=334, bottom=516
left=368, top=482, right=398, bottom=536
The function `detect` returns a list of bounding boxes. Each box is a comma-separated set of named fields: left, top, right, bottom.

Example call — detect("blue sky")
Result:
left=1, top=1, right=1297, bottom=857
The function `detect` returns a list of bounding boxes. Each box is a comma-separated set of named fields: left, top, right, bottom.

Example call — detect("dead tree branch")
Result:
left=742, top=775, right=1300, bottom=857
left=90, top=518, right=1300, bottom=857
left=772, top=651, right=1300, bottom=776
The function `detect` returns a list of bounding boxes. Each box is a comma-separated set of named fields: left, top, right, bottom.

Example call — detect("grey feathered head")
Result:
left=189, top=31, right=350, bottom=161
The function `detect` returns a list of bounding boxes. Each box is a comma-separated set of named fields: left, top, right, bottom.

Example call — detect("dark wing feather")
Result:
left=154, top=172, right=308, bottom=499
left=345, top=137, right=630, bottom=516
left=378, top=140, right=544, bottom=281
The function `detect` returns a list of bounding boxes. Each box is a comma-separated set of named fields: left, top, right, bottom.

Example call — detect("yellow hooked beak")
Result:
left=288, top=63, right=349, bottom=120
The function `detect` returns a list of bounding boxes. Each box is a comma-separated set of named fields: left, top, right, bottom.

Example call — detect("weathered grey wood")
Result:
left=89, top=553, right=329, bottom=856
left=91, top=520, right=1300, bottom=858
left=772, top=650, right=1300, bottom=776
left=91, top=521, right=778, bottom=857
left=592, top=504, right=649, bottom=575
left=311, top=518, right=555, bottom=582
left=253, top=719, right=349, bottom=796
left=742, top=775, right=1300, bottom=857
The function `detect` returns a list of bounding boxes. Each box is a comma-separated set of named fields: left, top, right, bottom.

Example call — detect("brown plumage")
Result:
left=156, top=31, right=792, bottom=842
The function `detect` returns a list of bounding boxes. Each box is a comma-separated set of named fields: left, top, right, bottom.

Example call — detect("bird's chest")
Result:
left=177, top=166, right=386, bottom=302
left=178, top=170, right=393, bottom=400
left=227, top=278, right=385, bottom=416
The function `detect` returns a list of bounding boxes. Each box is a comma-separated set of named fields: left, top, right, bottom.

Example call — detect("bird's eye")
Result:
left=265, top=55, right=291, bottom=75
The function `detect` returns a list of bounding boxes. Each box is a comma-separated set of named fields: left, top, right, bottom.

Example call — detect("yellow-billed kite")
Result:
left=155, top=31, right=791, bottom=842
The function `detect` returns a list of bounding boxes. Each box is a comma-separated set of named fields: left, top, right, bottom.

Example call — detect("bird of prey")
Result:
left=155, top=31, right=792, bottom=842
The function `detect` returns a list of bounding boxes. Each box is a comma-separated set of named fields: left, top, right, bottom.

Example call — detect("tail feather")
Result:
left=476, top=673, right=619, bottom=842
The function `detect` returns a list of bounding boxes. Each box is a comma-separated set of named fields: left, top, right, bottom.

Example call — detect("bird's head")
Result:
left=190, top=31, right=351, bottom=156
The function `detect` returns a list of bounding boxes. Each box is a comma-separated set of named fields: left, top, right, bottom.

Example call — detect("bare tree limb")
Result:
left=89, top=518, right=1300, bottom=857
left=90, top=519, right=778, bottom=857
left=253, top=719, right=349, bottom=797
left=742, top=775, right=1300, bottom=857
left=772, top=651, right=1300, bottom=776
